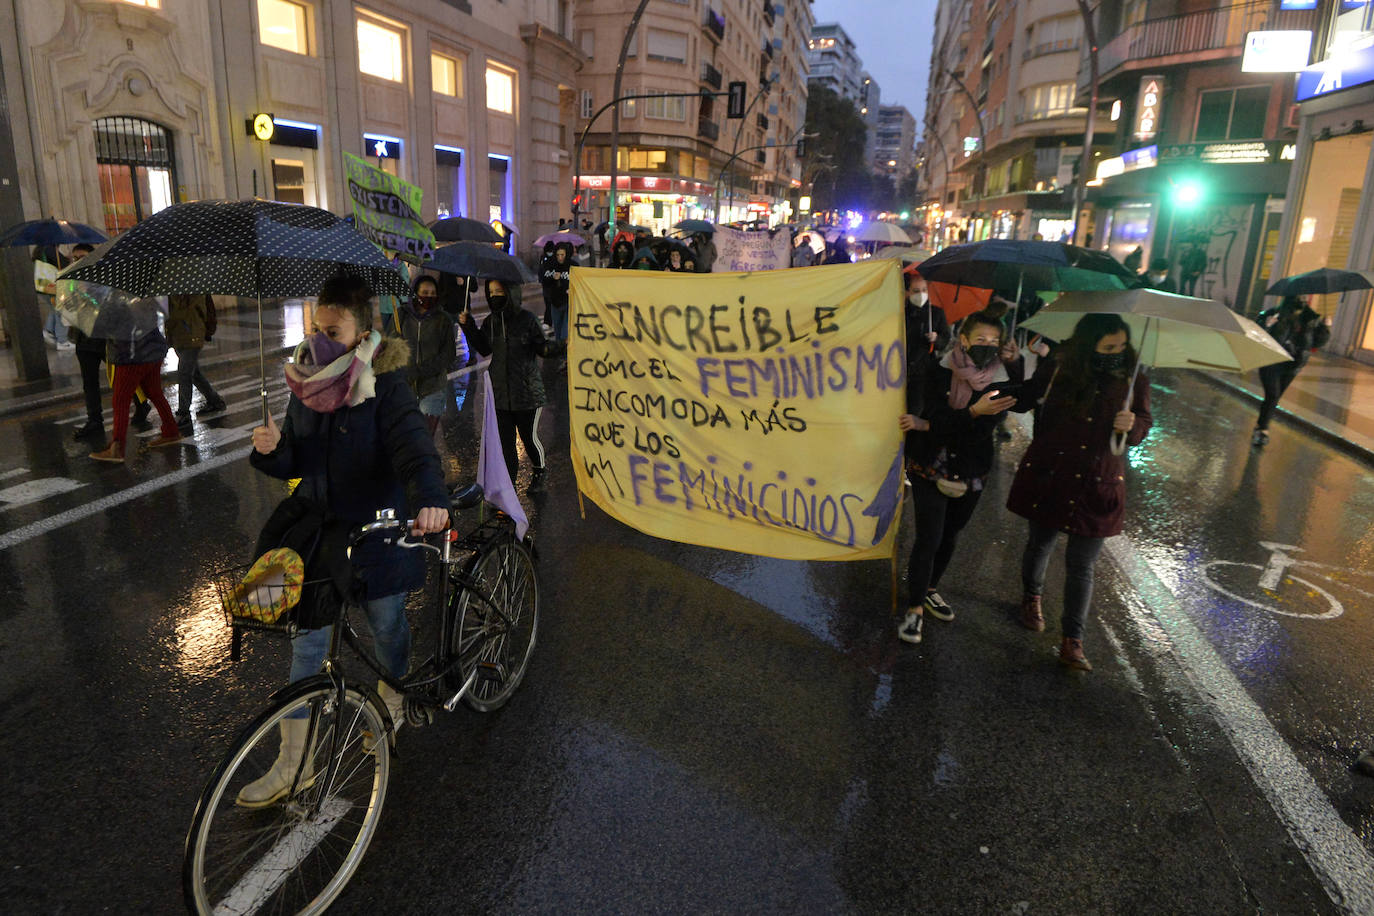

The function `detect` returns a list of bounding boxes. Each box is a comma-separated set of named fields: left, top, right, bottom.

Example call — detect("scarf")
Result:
left=284, top=330, right=380, bottom=413
left=941, top=344, right=1009, bottom=410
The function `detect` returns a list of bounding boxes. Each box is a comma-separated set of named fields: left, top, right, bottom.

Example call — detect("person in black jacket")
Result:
left=241, top=275, right=449, bottom=807
left=896, top=309, right=1026, bottom=644
left=904, top=271, right=950, bottom=381
left=537, top=241, right=557, bottom=326
left=458, top=279, right=565, bottom=489
left=393, top=274, right=456, bottom=437
left=609, top=238, right=635, bottom=269
left=1252, top=294, right=1331, bottom=445
left=542, top=242, right=573, bottom=341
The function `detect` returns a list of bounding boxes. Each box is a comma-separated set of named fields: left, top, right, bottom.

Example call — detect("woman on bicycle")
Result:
left=242, top=274, right=449, bottom=807
left=1006, top=313, right=1152, bottom=671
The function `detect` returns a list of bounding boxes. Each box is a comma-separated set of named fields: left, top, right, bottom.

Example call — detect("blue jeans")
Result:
left=287, top=591, right=410, bottom=690
left=550, top=303, right=568, bottom=342
left=1020, top=521, right=1105, bottom=641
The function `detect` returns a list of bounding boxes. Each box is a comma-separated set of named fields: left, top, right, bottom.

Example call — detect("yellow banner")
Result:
left=569, top=260, right=907, bottom=561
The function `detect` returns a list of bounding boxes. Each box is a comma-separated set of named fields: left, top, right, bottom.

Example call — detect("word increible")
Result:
left=574, top=301, right=841, bottom=355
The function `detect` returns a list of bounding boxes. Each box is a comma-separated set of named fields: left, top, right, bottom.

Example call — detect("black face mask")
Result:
left=1092, top=351, right=1128, bottom=372
left=966, top=344, right=1000, bottom=368
left=488, top=295, right=510, bottom=310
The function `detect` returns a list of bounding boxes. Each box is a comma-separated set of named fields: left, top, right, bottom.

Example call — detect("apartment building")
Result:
left=2, top=0, right=584, bottom=246
left=923, top=0, right=1109, bottom=248
left=874, top=105, right=916, bottom=178
left=572, top=0, right=812, bottom=230
left=806, top=22, right=862, bottom=102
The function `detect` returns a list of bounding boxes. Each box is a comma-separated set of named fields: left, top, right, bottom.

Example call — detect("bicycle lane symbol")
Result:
left=1203, top=541, right=1374, bottom=620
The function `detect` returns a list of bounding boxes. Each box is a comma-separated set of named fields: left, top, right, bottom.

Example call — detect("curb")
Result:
left=1195, top=371, right=1374, bottom=469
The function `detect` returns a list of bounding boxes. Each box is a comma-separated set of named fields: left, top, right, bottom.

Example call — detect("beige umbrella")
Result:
left=853, top=222, right=912, bottom=244
left=875, top=245, right=934, bottom=263
left=1022, top=288, right=1292, bottom=452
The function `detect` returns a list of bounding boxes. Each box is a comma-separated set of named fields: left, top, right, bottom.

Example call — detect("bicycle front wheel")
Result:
left=183, top=679, right=391, bottom=915
left=450, top=538, right=539, bottom=712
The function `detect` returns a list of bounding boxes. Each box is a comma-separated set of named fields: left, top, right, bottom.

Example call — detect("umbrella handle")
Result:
left=1109, top=361, right=1143, bottom=456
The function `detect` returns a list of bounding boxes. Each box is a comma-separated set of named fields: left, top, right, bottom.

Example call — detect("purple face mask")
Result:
left=307, top=332, right=351, bottom=366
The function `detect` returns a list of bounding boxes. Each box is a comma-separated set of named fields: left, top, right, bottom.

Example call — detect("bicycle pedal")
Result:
left=475, top=661, right=507, bottom=684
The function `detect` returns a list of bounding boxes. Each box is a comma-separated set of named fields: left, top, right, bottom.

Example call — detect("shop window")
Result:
left=93, top=116, right=176, bottom=233
left=258, top=0, right=309, bottom=55
left=357, top=18, right=404, bottom=83
left=488, top=155, right=511, bottom=225
left=1194, top=87, right=1269, bottom=142
left=432, top=53, right=462, bottom=97
left=486, top=67, right=514, bottom=114
left=271, top=159, right=307, bottom=205
left=435, top=146, right=464, bottom=218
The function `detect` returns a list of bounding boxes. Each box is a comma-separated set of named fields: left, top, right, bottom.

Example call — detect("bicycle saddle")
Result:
left=450, top=483, right=485, bottom=510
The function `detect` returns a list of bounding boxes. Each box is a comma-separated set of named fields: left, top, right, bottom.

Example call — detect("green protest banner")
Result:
left=341, top=151, right=435, bottom=262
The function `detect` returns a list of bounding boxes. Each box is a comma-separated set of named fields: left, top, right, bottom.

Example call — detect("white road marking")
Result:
left=0, top=477, right=87, bottom=510
left=0, top=467, right=28, bottom=481
left=1107, top=535, right=1374, bottom=915
left=213, top=797, right=351, bottom=915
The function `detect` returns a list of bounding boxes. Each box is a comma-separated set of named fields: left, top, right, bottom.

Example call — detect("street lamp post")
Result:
left=608, top=0, right=654, bottom=239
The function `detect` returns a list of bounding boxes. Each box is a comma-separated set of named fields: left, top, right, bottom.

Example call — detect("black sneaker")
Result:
left=130, top=404, right=152, bottom=432
left=924, top=591, right=955, bottom=622
left=897, top=610, right=923, bottom=644
left=73, top=422, right=103, bottom=441
left=202, top=398, right=228, bottom=414
left=526, top=468, right=547, bottom=492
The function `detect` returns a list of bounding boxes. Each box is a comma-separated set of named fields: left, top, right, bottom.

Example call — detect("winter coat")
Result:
left=167, top=294, right=217, bottom=350
left=905, top=360, right=1032, bottom=482
left=107, top=327, right=168, bottom=366
left=392, top=303, right=457, bottom=399
left=458, top=303, right=562, bottom=411
left=692, top=237, right=716, bottom=272
left=610, top=240, right=635, bottom=269
left=1258, top=302, right=1330, bottom=368
left=1006, top=356, right=1152, bottom=538
left=901, top=301, right=952, bottom=423
left=541, top=255, right=572, bottom=307
left=249, top=337, right=447, bottom=606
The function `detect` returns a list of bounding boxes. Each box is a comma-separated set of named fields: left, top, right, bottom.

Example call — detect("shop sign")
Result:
left=363, top=134, right=402, bottom=159
left=1094, top=144, right=1158, bottom=181
left=1134, top=76, right=1164, bottom=141
left=1159, top=141, right=1288, bottom=164
left=1296, top=33, right=1374, bottom=102
left=1242, top=31, right=1313, bottom=73
left=1279, top=0, right=1317, bottom=9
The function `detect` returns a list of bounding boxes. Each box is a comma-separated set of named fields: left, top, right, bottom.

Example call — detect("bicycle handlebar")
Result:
left=350, top=510, right=453, bottom=557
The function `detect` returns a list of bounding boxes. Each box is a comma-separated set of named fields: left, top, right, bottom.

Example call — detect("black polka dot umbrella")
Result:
left=57, top=199, right=410, bottom=422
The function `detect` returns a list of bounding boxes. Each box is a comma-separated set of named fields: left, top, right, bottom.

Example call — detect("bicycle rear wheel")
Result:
left=450, top=538, right=539, bottom=712
left=183, top=679, right=390, bottom=915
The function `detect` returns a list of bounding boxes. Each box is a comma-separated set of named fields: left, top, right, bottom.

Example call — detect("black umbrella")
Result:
left=428, top=241, right=537, bottom=284
left=0, top=218, right=107, bottom=248
left=917, top=240, right=1137, bottom=335
left=58, top=199, right=409, bottom=423
left=1265, top=267, right=1374, bottom=297
left=430, top=216, right=504, bottom=244
left=673, top=219, right=715, bottom=234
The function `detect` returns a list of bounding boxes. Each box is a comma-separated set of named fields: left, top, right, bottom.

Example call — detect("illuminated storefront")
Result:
left=1274, top=3, right=1374, bottom=359
left=576, top=175, right=714, bottom=234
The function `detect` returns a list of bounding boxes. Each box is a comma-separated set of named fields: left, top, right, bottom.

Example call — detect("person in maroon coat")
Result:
left=1006, top=313, right=1152, bottom=671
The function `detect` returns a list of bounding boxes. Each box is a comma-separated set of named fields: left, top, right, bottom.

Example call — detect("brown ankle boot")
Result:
left=1059, top=637, right=1092, bottom=671
left=90, top=441, right=125, bottom=463
left=1019, top=593, right=1045, bottom=631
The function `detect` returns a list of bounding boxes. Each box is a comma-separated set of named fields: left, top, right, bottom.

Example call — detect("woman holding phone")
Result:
left=897, top=309, right=1026, bottom=645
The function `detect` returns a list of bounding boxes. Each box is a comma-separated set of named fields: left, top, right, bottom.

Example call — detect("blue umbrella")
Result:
left=0, top=218, right=107, bottom=248
left=428, top=241, right=537, bottom=285
left=429, top=216, right=504, bottom=244
left=673, top=219, right=715, bottom=234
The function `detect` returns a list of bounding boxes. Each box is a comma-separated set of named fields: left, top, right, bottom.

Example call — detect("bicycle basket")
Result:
left=213, top=548, right=309, bottom=634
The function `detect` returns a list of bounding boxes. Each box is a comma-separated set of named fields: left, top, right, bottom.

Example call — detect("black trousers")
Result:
left=495, top=407, right=544, bottom=482
left=1256, top=361, right=1299, bottom=430
left=907, top=477, right=983, bottom=605
left=76, top=347, right=104, bottom=426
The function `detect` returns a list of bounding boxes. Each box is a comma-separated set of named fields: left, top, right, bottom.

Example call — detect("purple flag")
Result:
left=478, top=377, right=529, bottom=541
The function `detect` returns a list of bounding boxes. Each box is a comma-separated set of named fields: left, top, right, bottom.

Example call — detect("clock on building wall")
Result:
left=252, top=113, right=275, bottom=142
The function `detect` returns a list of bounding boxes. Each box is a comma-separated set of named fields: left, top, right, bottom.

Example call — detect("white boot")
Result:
left=378, top=681, right=405, bottom=732
left=236, top=718, right=316, bottom=808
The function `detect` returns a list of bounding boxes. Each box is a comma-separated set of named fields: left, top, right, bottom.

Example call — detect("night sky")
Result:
left=809, top=0, right=939, bottom=127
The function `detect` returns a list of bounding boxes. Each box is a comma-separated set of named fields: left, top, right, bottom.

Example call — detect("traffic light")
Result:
left=1171, top=176, right=1206, bottom=209
left=727, top=81, right=746, bottom=119
left=795, top=137, right=806, bottom=159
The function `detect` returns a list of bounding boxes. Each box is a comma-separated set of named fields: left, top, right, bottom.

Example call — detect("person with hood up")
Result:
left=691, top=232, right=716, bottom=272
left=792, top=234, right=817, bottom=268
left=631, top=248, right=660, bottom=271
left=897, top=309, right=1026, bottom=644
left=1142, top=257, right=1176, bottom=293
left=610, top=238, right=635, bottom=269
left=1006, top=313, right=1152, bottom=671
left=537, top=240, right=558, bottom=327
left=89, top=297, right=182, bottom=462
left=167, top=293, right=228, bottom=429
left=1251, top=294, right=1331, bottom=446
left=542, top=242, right=573, bottom=341
left=457, top=279, right=565, bottom=489
left=240, top=274, right=449, bottom=807
left=392, top=274, right=457, bottom=438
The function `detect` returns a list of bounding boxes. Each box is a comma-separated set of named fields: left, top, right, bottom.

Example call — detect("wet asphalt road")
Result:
left=2, top=341, right=1373, bottom=913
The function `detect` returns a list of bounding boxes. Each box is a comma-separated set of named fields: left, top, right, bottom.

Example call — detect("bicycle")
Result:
left=1203, top=540, right=1374, bottom=620
left=182, top=486, right=538, bottom=915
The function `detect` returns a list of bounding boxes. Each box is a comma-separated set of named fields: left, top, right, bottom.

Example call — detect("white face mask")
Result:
left=908, top=292, right=928, bottom=305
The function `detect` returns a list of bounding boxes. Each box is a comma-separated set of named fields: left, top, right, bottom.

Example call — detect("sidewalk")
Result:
left=0, top=282, right=542, bottom=419
left=1198, top=351, right=1374, bottom=465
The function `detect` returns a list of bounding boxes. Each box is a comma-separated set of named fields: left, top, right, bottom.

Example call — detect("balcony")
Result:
left=700, top=62, right=722, bottom=89
left=763, top=41, right=774, bottom=60
left=762, top=1, right=774, bottom=27
left=698, top=118, right=720, bottom=141
left=1024, top=38, right=1080, bottom=62
left=704, top=8, right=726, bottom=43
left=1083, top=0, right=1317, bottom=90
left=757, top=112, right=769, bottom=131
